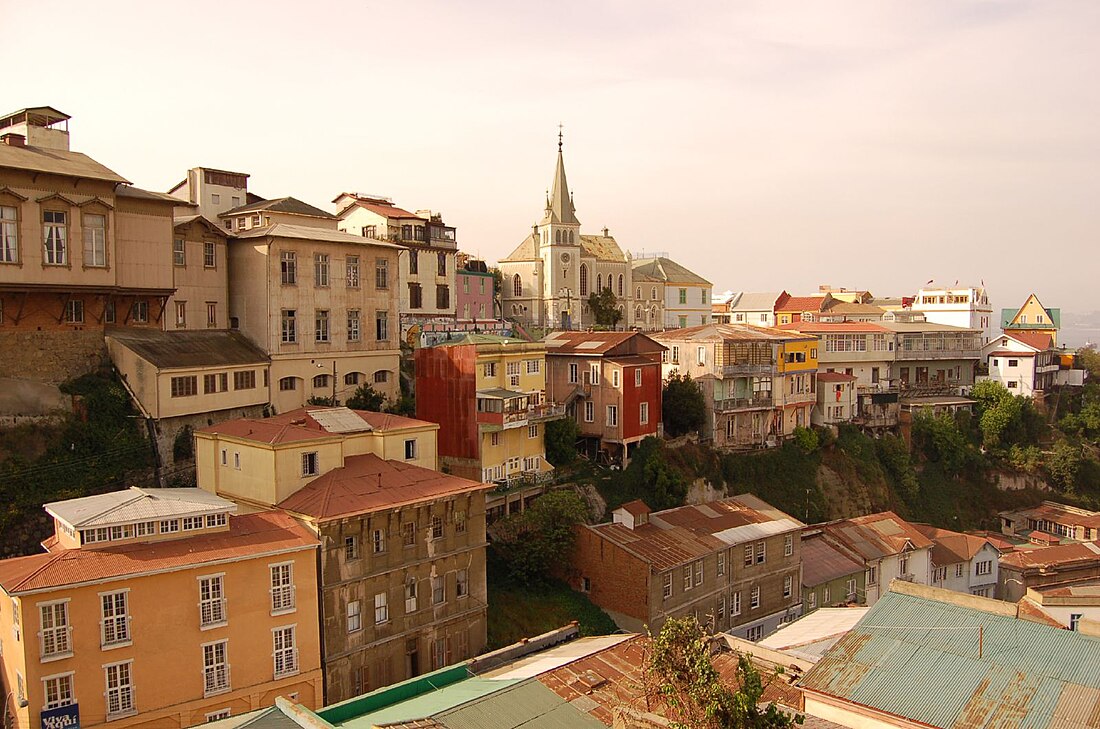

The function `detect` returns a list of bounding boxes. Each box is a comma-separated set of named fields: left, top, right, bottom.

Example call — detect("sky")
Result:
left=7, top=0, right=1100, bottom=342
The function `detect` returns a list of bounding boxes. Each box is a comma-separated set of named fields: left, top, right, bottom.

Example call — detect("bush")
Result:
left=1047, top=440, right=1082, bottom=492
left=602, top=437, right=689, bottom=513
left=663, top=373, right=706, bottom=438
left=544, top=417, right=580, bottom=467
left=489, top=490, right=589, bottom=584
left=345, top=383, right=385, bottom=411
left=912, top=412, right=975, bottom=476
left=792, top=426, right=820, bottom=454
left=173, top=426, right=194, bottom=461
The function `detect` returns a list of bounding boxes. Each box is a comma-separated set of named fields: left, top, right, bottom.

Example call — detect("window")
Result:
left=202, top=240, right=216, bottom=269
left=39, top=601, right=71, bottom=658
left=867, top=565, right=878, bottom=585
left=95, top=590, right=130, bottom=648
left=732, top=590, right=742, bottom=616
left=784, top=534, right=793, bottom=557
left=457, top=568, right=469, bottom=598
left=662, top=572, right=673, bottom=600
left=433, top=251, right=446, bottom=276
left=432, top=515, right=444, bottom=540
left=606, top=405, right=618, bottom=427
left=808, top=591, right=817, bottom=610
left=432, top=576, right=445, bottom=605
left=436, top=284, right=450, bottom=309
left=346, top=309, right=361, bottom=342
left=1008, top=359, right=1019, bottom=367
left=375, top=258, right=389, bottom=289
left=43, top=210, right=68, bottom=265
left=483, top=362, right=497, bottom=378
left=43, top=673, right=74, bottom=710
left=131, top=301, right=148, bottom=323
left=976, top=560, right=993, bottom=576
left=203, top=641, right=230, bottom=696
left=1007, top=381, right=1018, bottom=389
left=746, top=625, right=763, bottom=642
left=346, top=255, right=360, bottom=287
left=281, top=251, right=297, bottom=284
left=104, top=300, right=115, bottom=324
left=0, top=205, right=19, bottom=263
left=206, top=302, right=217, bottom=327
left=569, top=363, right=578, bottom=383
left=405, top=580, right=418, bottom=613
left=671, top=346, right=680, bottom=365
left=279, top=377, right=298, bottom=392
left=528, top=424, right=538, bottom=439
left=373, top=528, right=386, bottom=554
left=203, top=372, right=228, bottom=394
left=233, top=370, right=256, bottom=390
left=199, top=575, right=226, bottom=626
left=344, top=535, right=360, bottom=561
left=402, top=521, right=416, bottom=547
left=635, top=368, right=643, bottom=387
left=374, top=593, right=389, bottom=624
left=402, top=438, right=418, bottom=460
left=678, top=288, right=687, bottom=304
left=314, top=253, right=329, bottom=286
left=611, top=369, right=620, bottom=388
left=206, top=709, right=232, bottom=722
left=170, top=375, right=197, bottom=398
left=899, top=554, right=910, bottom=576
left=618, top=274, right=624, bottom=297
left=297, top=452, right=318, bottom=478
left=783, top=575, right=792, bottom=598
left=83, top=213, right=107, bottom=267
left=956, top=563, right=964, bottom=578
left=744, top=544, right=754, bottom=566
left=755, top=541, right=766, bottom=564
left=1070, top=613, right=1083, bottom=631
left=315, top=309, right=330, bottom=342
left=683, top=565, right=693, bottom=591
left=279, top=309, right=297, bottom=343
left=64, top=299, right=84, bottom=324
left=750, top=586, right=760, bottom=609
left=270, top=563, right=295, bottom=613
left=526, top=358, right=541, bottom=374
left=584, top=401, right=594, bottom=422
left=640, top=402, right=649, bottom=425
left=431, top=637, right=450, bottom=670
left=347, top=598, right=362, bottom=633
left=455, top=509, right=467, bottom=534
left=491, top=432, right=501, bottom=446
left=694, top=559, right=703, bottom=586
left=376, top=310, right=389, bottom=341
left=206, top=513, right=227, bottom=528
left=105, top=661, right=135, bottom=716
left=161, top=519, right=180, bottom=534
left=933, top=566, right=947, bottom=582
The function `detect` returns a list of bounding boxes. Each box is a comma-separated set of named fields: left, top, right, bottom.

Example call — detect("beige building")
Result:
left=630, top=256, right=712, bottom=330
left=0, top=107, right=183, bottom=383
left=499, top=138, right=636, bottom=330
left=167, top=167, right=250, bottom=225
left=194, top=406, right=487, bottom=701
left=334, top=194, right=458, bottom=337
left=169, top=214, right=230, bottom=331
left=228, top=219, right=401, bottom=412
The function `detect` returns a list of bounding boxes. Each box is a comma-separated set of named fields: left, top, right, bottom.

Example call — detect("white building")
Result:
left=630, top=256, right=711, bottom=329
left=980, top=331, right=1058, bottom=398
left=911, top=286, right=993, bottom=339
left=818, top=512, right=934, bottom=606
left=914, top=525, right=999, bottom=599
left=1019, top=579, right=1100, bottom=631
left=727, top=292, right=783, bottom=328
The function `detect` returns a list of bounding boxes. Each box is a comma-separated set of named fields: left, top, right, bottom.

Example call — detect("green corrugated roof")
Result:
left=800, top=588, right=1100, bottom=728
left=1001, top=307, right=1061, bottom=330
left=435, top=680, right=606, bottom=728
left=332, top=678, right=522, bottom=728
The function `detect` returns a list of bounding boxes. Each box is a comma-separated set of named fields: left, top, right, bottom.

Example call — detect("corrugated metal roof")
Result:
left=45, top=487, right=234, bottom=528
left=800, top=588, right=1100, bottom=728
left=106, top=327, right=269, bottom=369
left=435, top=680, right=606, bottom=728
left=335, top=679, right=522, bottom=727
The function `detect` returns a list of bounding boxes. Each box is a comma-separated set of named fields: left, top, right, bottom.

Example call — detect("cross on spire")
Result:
left=558, top=123, right=563, bottom=151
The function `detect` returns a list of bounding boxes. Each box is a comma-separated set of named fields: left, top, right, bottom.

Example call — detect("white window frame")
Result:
left=41, top=671, right=75, bottom=711
left=198, top=574, right=227, bottom=628
left=273, top=625, right=298, bottom=678
left=784, top=534, right=793, bottom=557
left=104, top=660, right=135, bottom=717
left=662, top=572, right=673, bottom=600
left=750, top=586, right=761, bottom=609
left=374, top=592, right=389, bottom=624
left=202, top=640, right=230, bottom=697
left=270, top=562, right=296, bottom=615
left=100, top=589, right=130, bottom=648
left=38, top=599, right=71, bottom=660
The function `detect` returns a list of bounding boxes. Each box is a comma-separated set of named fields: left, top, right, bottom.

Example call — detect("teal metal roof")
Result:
left=1001, top=307, right=1061, bottom=330
left=433, top=680, right=606, bottom=729
left=800, top=589, right=1100, bottom=728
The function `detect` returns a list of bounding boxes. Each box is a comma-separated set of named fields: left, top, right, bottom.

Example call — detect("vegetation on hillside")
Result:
left=0, top=371, right=153, bottom=558
left=662, top=373, right=706, bottom=438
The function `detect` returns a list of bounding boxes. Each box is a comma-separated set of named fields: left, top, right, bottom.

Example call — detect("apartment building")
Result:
left=542, top=331, right=665, bottom=465
left=911, top=285, right=993, bottom=333
left=653, top=324, right=818, bottom=449
left=913, top=524, right=999, bottom=598
left=498, top=140, right=637, bottom=330
left=629, top=256, right=712, bottom=329
left=0, top=107, right=183, bottom=383
left=999, top=542, right=1100, bottom=602
left=454, top=259, right=495, bottom=324
left=815, top=512, right=933, bottom=606
left=167, top=167, right=250, bottom=223
left=169, top=214, right=230, bottom=331
left=1000, top=292, right=1060, bottom=346
left=415, top=334, right=564, bottom=483
left=334, top=194, right=458, bottom=334
left=1018, top=579, right=1100, bottom=631
left=981, top=330, right=1059, bottom=398
left=881, top=321, right=982, bottom=403
left=195, top=406, right=441, bottom=510
left=570, top=495, right=804, bottom=640
left=0, top=488, right=322, bottom=729
left=999, top=501, right=1100, bottom=544
left=813, top=372, right=857, bottom=426
left=227, top=213, right=401, bottom=412
left=774, top=293, right=830, bottom=325
left=800, top=528, right=865, bottom=613
left=726, top=292, right=783, bottom=327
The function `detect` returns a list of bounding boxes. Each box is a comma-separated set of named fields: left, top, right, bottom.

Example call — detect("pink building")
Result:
left=456, top=260, right=496, bottom=323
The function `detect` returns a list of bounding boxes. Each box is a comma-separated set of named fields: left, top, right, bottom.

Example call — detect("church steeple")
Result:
left=543, top=127, right=579, bottom=226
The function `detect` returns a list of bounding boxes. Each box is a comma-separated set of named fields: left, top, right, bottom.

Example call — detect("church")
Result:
left=499, top=137, right=638, bottom=331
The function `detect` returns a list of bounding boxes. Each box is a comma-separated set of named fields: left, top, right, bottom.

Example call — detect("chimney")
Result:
left=602, top=227, right=609, bottom=237
left=2, top=133, right=25, bottom=147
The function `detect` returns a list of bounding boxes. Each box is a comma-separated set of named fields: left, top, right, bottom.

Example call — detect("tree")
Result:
left=1047, top=440, right=1082, bottom=492
left=792, top=426, right=819, bottom=454
left=1077, top=345, right=1100, bottom=380
left=587, top=288, right=623, bottom=328
left=489, top=490, right=589, bottom=583
left=645, top=615, right=802, bottom=729
left=912, top=412, right=974, bottom=476
left=345, top=383, right=385, bottom=411
left=544, top=417, right=580, bottom=467
left=663, top=373, right=706, bottom=438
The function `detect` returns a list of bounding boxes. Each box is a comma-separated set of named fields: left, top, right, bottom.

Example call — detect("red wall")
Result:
left=621, top=362, right=663, bottom=441
left=415, top=345, right=479, bottom=461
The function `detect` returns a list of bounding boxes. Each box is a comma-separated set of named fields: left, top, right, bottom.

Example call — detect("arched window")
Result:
left=635, top=305, right=642, bottom=321
left=555, top=230, right=561, bottom=243
left=597, top=274, right=603, bottom=292
left=511, top=304, right=518, bottom=315
left=512, top=274, right=522, bottom=297
left=636, top=287, right=642, bottom=299
left=617, top=274, right=624, bottom=296
left=568, top=231, right=574, bottom=243
left=579, top=264, right=588, bottom=296
left=651, top=287, right=657, bottom=300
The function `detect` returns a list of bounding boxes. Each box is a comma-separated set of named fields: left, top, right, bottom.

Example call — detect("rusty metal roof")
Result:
left=817, top=512, right=933, bottom=563
left=105, top=327, right=269, bottom=369
left=800, top=586, right=1100, bottom=728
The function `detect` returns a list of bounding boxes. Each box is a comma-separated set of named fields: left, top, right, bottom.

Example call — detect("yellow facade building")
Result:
left=0, top=488, right=322, bottom=729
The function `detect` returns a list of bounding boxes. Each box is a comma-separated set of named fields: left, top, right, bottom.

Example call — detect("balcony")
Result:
left=714, top=395, right=773, bottom=412
left=477, top=402, right=565, bottom=432
left=778, top=391, right=816, bottom=406
left=721, top=363, right=775, bottom=377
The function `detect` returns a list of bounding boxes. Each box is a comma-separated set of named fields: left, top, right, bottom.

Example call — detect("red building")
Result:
left=543, top=331, right=665, bottom=465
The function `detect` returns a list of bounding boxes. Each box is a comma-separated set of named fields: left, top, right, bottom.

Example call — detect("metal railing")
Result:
left=714, top=396, right=773, bottom=411
left=721, top=363, right=775, bottom=377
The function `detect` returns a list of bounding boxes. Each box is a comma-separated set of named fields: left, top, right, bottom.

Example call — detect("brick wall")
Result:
left=571, top=526, right=651, bottom=626
left=0, top=329, right=107, bottom=384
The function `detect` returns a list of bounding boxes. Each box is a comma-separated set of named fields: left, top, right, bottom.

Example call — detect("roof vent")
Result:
left=289, top=418, right=307, bottom=426
left=573, top=670, right=606, bottom=691
left=2, top=133, right=25, bottom=147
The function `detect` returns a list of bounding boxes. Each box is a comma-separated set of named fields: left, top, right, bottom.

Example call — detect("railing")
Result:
left=778, top=391, right=815, bottom=405
left=852, top=414, right=897, bottom=427
left=721, top=363, right=775, bottom=376
left=714, top=396, right=773, bottom=411
left=529, top=403, right=566, bottom=421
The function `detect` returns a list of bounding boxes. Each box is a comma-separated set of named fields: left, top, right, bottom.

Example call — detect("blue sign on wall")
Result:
left=40, top=703, right=80, bottom=729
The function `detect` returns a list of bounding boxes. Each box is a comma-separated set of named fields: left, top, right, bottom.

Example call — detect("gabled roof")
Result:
left=0, top=511, right=315, bottom=595
left=0, top=143, right=129, bottom=183
left=1001, top=293, right=1061, bottom=330
left=334, top=193, right=425, bottom=221
left=1002, top=330, right=1054, bottom=351
left=585, top=494, right=804, bottom=572
left=278, top=453, right=490, bottom=521
left=817, top=511, right=933, bottom=562
left=44, top=487, right=234, bottom=529
left=105, top=327, right=269, bottom=369
left=820, top=301, right=886, bottom=317
left=174, top=214, right=229, bottom=237
left=801, top=583, right=1100, bottom=729
left=198, top=407, right=436, bottom=445
left=912, top=524, right=994, bottom=566
left=542, top=331, right=665, bottom=356
left=499, top=233, right=538, bottom=262
left=653, top=322, right=814, bottom=343
left=729, top=292, right=784, bottom=312
left=232, top=222, right=402, bottom=248
left=221, top=196, right=336, bottom=219
left=775, top=293, right=828, bottom=313
left=630, top=256, right=711, bottom=286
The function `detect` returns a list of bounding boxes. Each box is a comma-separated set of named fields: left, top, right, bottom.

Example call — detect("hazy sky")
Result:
left=8, top=1, right=1099, bottom=341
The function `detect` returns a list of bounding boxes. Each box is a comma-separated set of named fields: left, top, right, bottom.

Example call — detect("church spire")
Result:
left=544, top=126, right=579, bottom=226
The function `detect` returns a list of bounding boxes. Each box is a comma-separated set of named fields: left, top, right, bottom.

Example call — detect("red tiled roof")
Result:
left=776, top=295, right=827, bottom=313
left=1009, top=502, right=1100, bottom=529
left=278, top=453, right=489, bottom=521
left=987, top=350, right=1037, bottom=357
left=1000, top=541, right=1100, bottom=569
left=198, top=408, right=435, bottom=445
left=0, top=511, right=317, bottom=594
left=338, top=196, right=424, bottom=220
left=1016, top=598, right=1064, bottom=628
left=1003, top=330, right=1054, bottom=351
left=816, top=372, right=857, bottom=383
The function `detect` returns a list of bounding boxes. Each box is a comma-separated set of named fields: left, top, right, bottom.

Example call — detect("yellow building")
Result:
left=1001, top=293, right=1060, bottom=346
left=415, top=334, right=565, bottom=483
left=194, top=406, right=440, bottom=511
left=0, top=488, right=322, bottom=729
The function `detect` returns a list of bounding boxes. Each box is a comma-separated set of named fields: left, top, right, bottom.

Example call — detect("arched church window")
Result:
left=555, top=230, right=561, bottom=243
left=617, top=274, right=624, bottom=297
left=597, top=274, right=603, bottom=292
left=568, top=231, right=574, bottom=243
left=512, top=274, right=522, bottom=297
left=580, top=264, right=588, bottom=296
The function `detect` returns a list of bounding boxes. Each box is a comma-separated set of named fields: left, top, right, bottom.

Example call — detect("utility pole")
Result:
left=331, top=360, right=337, bottom=404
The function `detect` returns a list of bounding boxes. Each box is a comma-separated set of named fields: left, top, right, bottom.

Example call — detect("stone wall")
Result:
left=153, top=404, right=269, bottom=473
left=0, top=330, right=108, bottom=385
